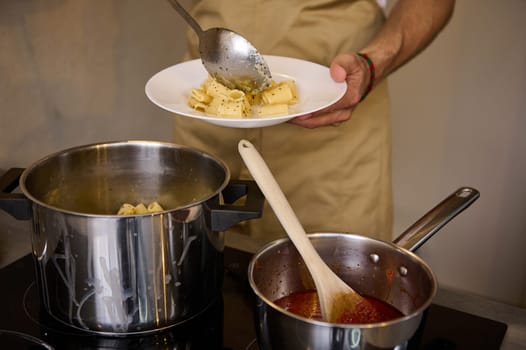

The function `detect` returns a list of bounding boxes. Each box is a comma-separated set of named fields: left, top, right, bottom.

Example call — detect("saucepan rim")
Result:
left=248, top=232, right=437, bottom=329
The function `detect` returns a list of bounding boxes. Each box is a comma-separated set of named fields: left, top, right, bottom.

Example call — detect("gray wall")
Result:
left=0, top=0, right=185, bottom=171
left=1, top=0, right=525, bottom=308
left=388, top=0, right=526, bottom=307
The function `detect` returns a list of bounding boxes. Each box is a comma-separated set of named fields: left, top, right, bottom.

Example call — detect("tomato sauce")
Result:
left=273, top=290, right=403, bottom=324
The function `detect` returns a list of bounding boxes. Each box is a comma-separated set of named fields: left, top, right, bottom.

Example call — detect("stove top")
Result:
left=0, top=247, right=507, bottom=350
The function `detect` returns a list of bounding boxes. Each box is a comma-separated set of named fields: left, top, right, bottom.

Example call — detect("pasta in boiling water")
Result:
left=187, top=76, right=297, bottom=118
left=117, top=201, right=164, bottom=215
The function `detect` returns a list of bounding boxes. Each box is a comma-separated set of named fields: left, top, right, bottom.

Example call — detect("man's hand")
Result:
left=289, top=53, right=371, bottom=129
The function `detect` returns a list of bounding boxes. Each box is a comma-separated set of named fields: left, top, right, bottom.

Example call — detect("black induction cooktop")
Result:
left=0, top=247, right=507, bottom=350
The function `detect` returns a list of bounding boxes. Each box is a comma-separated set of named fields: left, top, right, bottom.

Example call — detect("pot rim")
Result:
left=248, top=232, right=437, bottom=329
left=19, top=140, right=231, bottom=218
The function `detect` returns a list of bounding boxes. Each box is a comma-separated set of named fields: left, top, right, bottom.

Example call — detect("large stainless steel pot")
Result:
left=249, top=187, right=479, bottom=350
left=0, top=140, right=264, bottom=335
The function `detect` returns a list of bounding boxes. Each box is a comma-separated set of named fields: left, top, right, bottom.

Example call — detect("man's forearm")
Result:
left=361, top=0, right=455, bottom=82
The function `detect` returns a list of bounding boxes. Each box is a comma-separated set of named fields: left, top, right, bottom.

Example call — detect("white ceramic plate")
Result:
left=145, top=55, right=346, bottom=128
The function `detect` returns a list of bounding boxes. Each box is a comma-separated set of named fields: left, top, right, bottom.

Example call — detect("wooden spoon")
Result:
left=238, top=139, right=364, bottom=323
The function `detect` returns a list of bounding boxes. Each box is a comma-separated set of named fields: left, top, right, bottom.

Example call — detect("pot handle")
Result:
left=206, top=179, right=265, bottom=232
left=392, top=187, right=480, bottom=252
left=0, top=168, right=32, bottom=220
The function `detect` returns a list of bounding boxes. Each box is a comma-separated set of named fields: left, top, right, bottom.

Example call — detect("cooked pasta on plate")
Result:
left=188, top=76, right=298, bottom=118
left=145, top=55, right=346, bottom=128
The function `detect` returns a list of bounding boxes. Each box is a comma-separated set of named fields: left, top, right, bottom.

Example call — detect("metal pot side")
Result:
left=31, top=204, right=223, bottom=335
left=249, top=233, right=437, bottom=350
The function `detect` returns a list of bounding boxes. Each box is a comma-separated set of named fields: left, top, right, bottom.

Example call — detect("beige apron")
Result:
left=174, top=0, right=393, bottom=244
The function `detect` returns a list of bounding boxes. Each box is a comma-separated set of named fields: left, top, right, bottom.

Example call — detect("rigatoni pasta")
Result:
left=187, top=76, right=297, bottom=118
left=117, top=201, right=164, bottom=215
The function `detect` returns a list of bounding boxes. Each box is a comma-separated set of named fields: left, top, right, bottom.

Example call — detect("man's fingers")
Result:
left=289, top=108, right=351, bottom=129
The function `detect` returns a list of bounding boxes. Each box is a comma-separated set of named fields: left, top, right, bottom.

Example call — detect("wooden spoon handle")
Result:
left=238, top=140, right=323, bottom=262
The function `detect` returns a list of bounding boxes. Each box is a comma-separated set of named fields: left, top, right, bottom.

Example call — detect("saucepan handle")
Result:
left=0, top=168, right=32, bottom=220
left=206, top=179, right=265, bottom=232
left=392, top=187, right=480, bottom=252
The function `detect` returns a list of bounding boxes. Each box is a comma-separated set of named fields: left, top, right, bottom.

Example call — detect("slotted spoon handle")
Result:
left=166, top=0, right=204, bottom=36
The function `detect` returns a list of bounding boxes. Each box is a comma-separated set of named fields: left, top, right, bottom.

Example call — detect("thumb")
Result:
left=330, top=62, right=347, bottom=82
left=330, top=53, right=362, bottom=81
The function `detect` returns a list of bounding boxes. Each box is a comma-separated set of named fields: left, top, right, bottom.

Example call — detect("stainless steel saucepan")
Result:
left=249, top=187, right=479, bottom=349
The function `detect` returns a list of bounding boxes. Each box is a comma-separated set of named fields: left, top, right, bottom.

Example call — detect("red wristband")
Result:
left=357, top=52, right=375, bottom=101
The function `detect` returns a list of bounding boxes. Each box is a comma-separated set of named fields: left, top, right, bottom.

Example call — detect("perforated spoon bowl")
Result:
left=167, top=0, right=272, bottom=93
